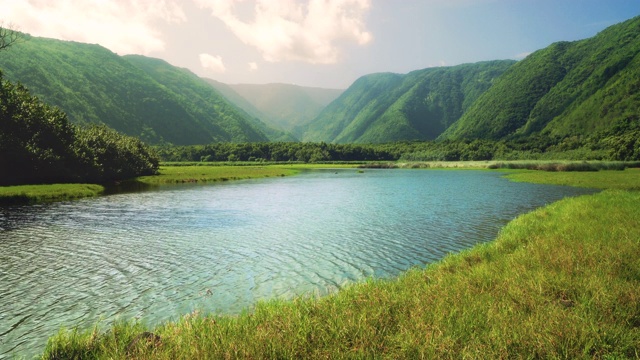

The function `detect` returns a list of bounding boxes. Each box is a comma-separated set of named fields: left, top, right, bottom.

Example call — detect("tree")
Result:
left=0, top=25, right=20, bottom=52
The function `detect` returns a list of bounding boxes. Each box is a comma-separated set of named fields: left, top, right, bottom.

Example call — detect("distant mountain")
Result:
left=0, top=34, right=271, bottom=145
left=440, top=16, right=640, bottom=141
left=202, top=79, right=296, bottom=141
left=220, top=83, right=343, bottom=137
left=300, top=60, right=515, bottom=143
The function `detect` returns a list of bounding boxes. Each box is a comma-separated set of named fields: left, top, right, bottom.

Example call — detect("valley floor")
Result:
left=37, top=168, right=640, bottom=359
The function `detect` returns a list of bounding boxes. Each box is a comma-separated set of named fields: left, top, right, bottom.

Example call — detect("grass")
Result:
left=134, top=165, right=300, bottom=185
left=505, top=167, right=640, bottom=190
left=40, top=169, right=640, bottom=359
left=134, top=164, right=357, bottom=185
left=0, top=183, right=104, bottom=205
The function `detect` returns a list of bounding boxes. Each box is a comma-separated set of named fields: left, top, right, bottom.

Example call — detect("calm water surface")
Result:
left=0, top=169, right=594, bottom=357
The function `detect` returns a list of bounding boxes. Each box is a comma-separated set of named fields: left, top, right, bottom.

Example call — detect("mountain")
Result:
left=122, top=56, right=294, bottom=142
left=441, top=16, right=640, bottom=141
left=221, top=83, right=343, bottom=136
left=300, top=60, right=515, bottom=143
left=0, top=33, right=270, bottom=145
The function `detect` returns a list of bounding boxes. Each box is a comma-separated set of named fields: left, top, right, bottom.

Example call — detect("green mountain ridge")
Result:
left=440, top=16, right=640, bottom=141
left=301, top=61, right=515, bottom=143
left=0, top=34, right=271, bottom=145
left=2, top=15, right=639, bottom=148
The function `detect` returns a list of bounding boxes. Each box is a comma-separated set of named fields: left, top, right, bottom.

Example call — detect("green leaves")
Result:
left=0, top=71, right=158, bottom=185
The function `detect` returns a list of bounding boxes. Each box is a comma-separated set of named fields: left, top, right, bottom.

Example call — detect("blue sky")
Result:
left=1, top=0, right=638, bottom=88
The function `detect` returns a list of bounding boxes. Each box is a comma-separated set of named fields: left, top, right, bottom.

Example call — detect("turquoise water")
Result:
left=0, top=169, right=593, bottom=357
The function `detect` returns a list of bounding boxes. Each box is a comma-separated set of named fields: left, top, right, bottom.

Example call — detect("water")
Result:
left=0, top=169, right=594, bottom=357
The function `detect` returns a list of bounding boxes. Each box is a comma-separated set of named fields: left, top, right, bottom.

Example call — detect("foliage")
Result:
left=155, top=132, right=640, bottom=165
left=0, top=26, right=21, bottom=52
left=41, top=179, right=640, bottom=359
left=0, top=71, right=158, bottom=185
left=1, top=70, right=80, bottom=184
left=74, top=125, right=159, bottom=183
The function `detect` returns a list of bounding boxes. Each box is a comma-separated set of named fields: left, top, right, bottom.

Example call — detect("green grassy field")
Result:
left=40, top=168, right=640, bottom=359
left=0, top=184, right=105, bottom=205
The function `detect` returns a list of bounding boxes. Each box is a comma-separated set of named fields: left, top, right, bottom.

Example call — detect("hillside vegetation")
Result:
left=441, top=16, right=640, bottom=141
left=0, top=34, right=271, bottom=145
left=301, top=60, right=514, bottom=143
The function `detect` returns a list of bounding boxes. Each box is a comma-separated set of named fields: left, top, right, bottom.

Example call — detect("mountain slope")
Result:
left=0, top=34, right=269, bottom=145
left=301, top=60, right=514, bottom=143
left=123, top=55, right=294, bottom=142
left=441, top=16, right=640, bottom=141
left=227, top=83, right=343, bottom=135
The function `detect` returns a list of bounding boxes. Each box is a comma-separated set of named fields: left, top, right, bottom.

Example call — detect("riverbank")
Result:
left=41, top=169, right=640, bottom=359
left=0, top=164, right=359, bottom=204
left=1, top=161, right=637, bottom=204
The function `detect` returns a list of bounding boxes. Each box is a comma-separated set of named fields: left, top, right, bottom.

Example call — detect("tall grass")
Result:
left=41, top=170, right=640, bottom=359
left=134, top=165, right=300, bottom=185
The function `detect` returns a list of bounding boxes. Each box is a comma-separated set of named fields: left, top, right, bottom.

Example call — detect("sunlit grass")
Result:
left=41, top=169, right=640, bottom=359
left=134, top=164, right=358, bottom=185
left=504, top=167, right=640, bottom=190
left=0, top=183, right=104, bottom=204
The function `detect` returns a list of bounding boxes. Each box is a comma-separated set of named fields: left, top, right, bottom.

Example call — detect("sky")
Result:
left=0, top=0, right=638, bottom=89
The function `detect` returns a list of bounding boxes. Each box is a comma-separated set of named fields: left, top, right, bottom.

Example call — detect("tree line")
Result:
left=156, top=127, right=639, bottom=164
left=0, top=70, right=159, bottom=186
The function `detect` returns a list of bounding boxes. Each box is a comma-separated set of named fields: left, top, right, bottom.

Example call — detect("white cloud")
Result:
left=248, top=61, right=258, bottom=71
left=0, top=0, right=186, bottom=55
left=515, top=52, right=531, bottom=59
left=195, top=0, right=373, bottom=64
left=200, top=53, right=226, bottom=73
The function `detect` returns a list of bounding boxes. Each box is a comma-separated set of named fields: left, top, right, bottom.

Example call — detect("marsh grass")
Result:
left=505, top=168, right=640, bottom=190
left=133, top=165, right=300, bottom=185
left=488, top=160, right=640, bottom=172
left=0, top=183, right=104, bottom=204
left=41, top=170, right=640, bottom=359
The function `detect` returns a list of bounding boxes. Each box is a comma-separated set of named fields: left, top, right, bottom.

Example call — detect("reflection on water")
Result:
left=0, top=169, right=594, bottom=357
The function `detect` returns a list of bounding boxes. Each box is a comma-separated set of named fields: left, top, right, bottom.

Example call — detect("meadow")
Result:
left=39, top=168, right=640, bottom=359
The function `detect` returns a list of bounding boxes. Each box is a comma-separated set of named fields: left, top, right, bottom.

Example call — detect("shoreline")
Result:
left=1, top=161, right=638, bottom=205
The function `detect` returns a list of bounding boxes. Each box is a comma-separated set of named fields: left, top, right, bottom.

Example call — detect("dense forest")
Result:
left=0, top=70, right=158, bottom=186
left=156, top=127, right=639, bottom=163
